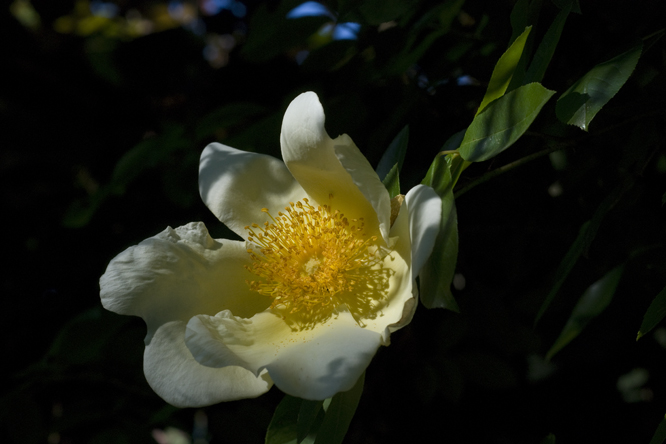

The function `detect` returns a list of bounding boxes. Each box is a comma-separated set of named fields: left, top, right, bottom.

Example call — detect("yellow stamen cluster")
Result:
left=244, top=197, right=381, bottom=315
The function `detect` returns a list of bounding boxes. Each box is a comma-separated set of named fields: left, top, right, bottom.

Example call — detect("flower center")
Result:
left=244, top=197, right=383, bottom=317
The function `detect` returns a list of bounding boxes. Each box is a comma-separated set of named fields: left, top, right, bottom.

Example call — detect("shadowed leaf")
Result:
left=556, top=43, right=642, bottom=131
left=547, top=265, right=624, bottom=360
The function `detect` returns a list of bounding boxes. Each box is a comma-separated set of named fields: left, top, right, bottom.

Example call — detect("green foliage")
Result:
left=381, top=163, right=401, bottom=198
left=556, top=43, right=643, bottom=131
left=419, top=154, right=460, bottom=311
left=522, top=1, right=570, bottom=84
left=376, top=125, right=409, bottom=181
left=649, top=415, right=666, bottom=444
left=476, top=26, right=532, bottom=114
left=266, top=374, right=364, bottom=444
left=459, top=83, right=555, bottom=162
left=546, top=265, right=624, bottom=360
left=535, top=180, right=632, bottom=324
left=637, top=285, right=666, bottom=340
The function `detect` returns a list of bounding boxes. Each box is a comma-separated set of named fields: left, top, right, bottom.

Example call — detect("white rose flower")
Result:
left=100, top=92, right=441, bottom=407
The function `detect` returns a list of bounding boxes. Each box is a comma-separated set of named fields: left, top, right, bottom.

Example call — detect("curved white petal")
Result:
left=145, top=321, right=272, bottom=407
left=100, top=222, right=269, bottom=344
left=404, top=185, right=441, bottom=279
left=334, top=137, right=391, bottom=244
left=280, top=92, right=390, bottom=244
left=185, top=307, right=382, bottom=400
left=199, top=143, right=307, bottom=239
left=358, top=194, right=413, bottom=344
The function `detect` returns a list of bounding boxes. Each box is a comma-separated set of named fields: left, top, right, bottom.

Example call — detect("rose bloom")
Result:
left=100, top=92, right=441, bottom=407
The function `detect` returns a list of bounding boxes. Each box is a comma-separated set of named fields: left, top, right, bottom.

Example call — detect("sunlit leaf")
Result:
left=556, top=43, right=642, bottom=131
left=459, top=83, right=555, bottom=162
left=546, top=265, right=624, bottom=360
left=382, top=163, right=401, bottom=198
left=266, top=395, right=301, bottom=444
left=522, top=2, right=571, bottom=84
left=637, top=285, right=666, bottom=341
left=313, top=373, right=364, bottom=444
left=419, top=154, right=460, bottom=311
left=649, top=414, right=666, bottom=444
left=477, top=26, right=532, bottom=114
left=376, top=125, right=409, bottom=181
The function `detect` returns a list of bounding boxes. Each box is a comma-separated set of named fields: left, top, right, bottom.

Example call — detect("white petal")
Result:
left=199, top=143, right=307, bottom=239
left=280, top=92, right=390, bottom=244
left=185, top=307, right=382, bottom=400
left=404, top=185, right=441, bottom=279
left=100, top=222, right=270, bottom=344
left=144, top=321, right=272, bottom=407
left=358, top=194, right=414, bottom=344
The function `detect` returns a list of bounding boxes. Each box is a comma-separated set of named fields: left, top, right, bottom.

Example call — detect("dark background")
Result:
left=2, top=0, right=665, bottom=443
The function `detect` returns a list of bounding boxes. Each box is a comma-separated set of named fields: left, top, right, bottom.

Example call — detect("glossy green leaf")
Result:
left=266, top=395, right=301, bottom=444
left=477, top=26, right=532, bottom=114
left=313, top=373, right=365, bottom=444
left=522, top=2, right=570, bottom=84
left=419, top=154, right=460, bottom=311
left=376, top=125, right=409, bottom=181
left=459, top=83, right=555, bottom=162
left=637, top=285, right=666, bottom=340
left=556, top=43, right=642, bottom=131
left=649, top=414, right=666, bottom=444
left=381, top=163, right=401, bottom=198
left=546, top=265, right=624, bottom=360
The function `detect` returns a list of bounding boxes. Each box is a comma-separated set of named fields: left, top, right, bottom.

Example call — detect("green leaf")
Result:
left=459, top=83, right=555, bottom=162
left=507, top=0, right=542, bottom=90
left=509, top=0, right=529, bottom=46
left=266, top=395, right=301, bottom=444
left=522, top=2, right=571, bottom=84
left=637, top=285, right=666, bottom=340
left=649, top=414, right=666, bottom=444
left=556, top=43, right=643, bottom=131
left=297, top=400, right=324, bottom=444
left=382, top=163, right=401, bottom=198
left=546, top=265, right=624, bottom=360
left=535, top=179, right=631, bottom=324
left=313, top=373, right=365, bottom=444
left=419, top=154, right=460, bottom=311
left=477, top=26, right=532, bottom=114
left=376, top=125, right=409, bottom=181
